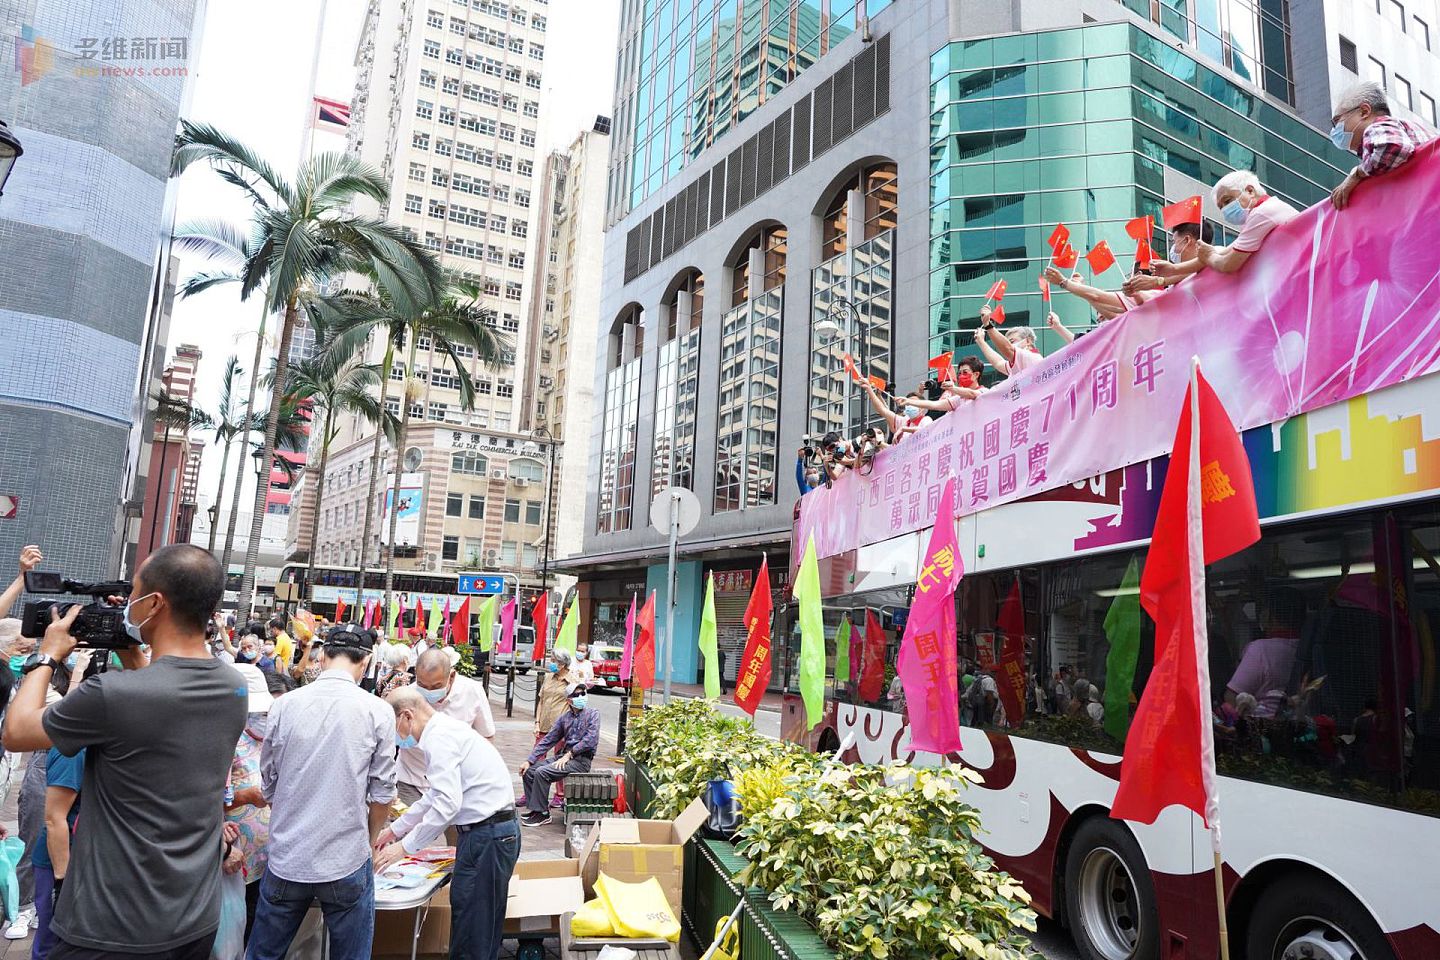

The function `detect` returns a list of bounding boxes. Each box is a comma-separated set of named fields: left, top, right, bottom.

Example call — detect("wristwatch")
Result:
left=22, top=652, right=57, bottom=675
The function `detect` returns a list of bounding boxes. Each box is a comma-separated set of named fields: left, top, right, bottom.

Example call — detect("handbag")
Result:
left=702, top=775, right=741, bottom=841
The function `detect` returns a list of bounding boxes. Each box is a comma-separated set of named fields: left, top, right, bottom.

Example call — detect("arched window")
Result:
left=717, top=227, right=785, bottom=512
left=810, top=161, right=898, bottom=442
left=654, top=270, right=704, bottom=496
left=597, top=306, right=644, bottom=534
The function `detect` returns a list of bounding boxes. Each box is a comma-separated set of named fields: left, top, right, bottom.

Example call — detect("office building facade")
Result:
left=567, top=0, right=1399, bottom=686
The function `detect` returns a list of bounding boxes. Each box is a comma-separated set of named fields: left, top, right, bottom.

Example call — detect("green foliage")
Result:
left=454, top=645, right=478, bottom=678
left=631, top=701, right=1041, bottom=960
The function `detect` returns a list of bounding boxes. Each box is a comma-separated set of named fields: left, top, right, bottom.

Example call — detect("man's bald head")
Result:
left=416, top=648, right=454, bottom=687
left=386, top=686, right=433, bottom=717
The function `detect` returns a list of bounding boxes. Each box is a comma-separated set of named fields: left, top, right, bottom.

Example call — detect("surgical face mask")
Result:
left=123, top=593, right=159, bottom=644
left=1221, top=198, right=1248, bottom=227
left=64, top=653, right=78, bottom=669
left=570, top=696, right=588, bottom=710
left=547, top=662, right=559, bottom=673
left=1329, top=115, right=1357, bottom=152
left=904, top=404, right=921, bottom=419
left=418, top=682, right=448, bottom=705
left=395, top=715, right=418, bottom=750
left=956, top=371, right=977, bottom=388
left=1168, top=239, right=1187, bottom=263
left=575, top=650, right=587, bottom=661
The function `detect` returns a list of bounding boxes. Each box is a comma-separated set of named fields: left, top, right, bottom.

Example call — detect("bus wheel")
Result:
left=1064, top=818, right=1160, bottom=960
left=1245, top=875, right=1394, bottom=960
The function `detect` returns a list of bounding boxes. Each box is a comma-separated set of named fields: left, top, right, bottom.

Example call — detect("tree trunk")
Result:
left=221, top=301, right=269, bottom=585
left=356, top=344, right=394, bottom=618
left=206, top=435, right=232, bottom=554
left=237, top=297, right=298, bottom=617
left=303, top=407, right=333, bottom=611
left=381, top=342, right=417, bottom=629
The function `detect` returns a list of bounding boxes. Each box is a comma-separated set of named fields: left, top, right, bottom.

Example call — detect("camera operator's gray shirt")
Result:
left=43, top=655, right=248, bottom=953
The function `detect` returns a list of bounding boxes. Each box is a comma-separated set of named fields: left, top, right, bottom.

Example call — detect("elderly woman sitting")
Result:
left=1153, top=170, right=1299, bottom=280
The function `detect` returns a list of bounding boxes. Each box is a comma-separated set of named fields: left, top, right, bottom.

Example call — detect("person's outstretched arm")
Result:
left=1043, top=267, right=1125, bottom=316
left=1046, top=312, right=1075, bottom=344
left=0, top=545, right=42, bottom=617
left=974, top=325, right=1009, bottom=374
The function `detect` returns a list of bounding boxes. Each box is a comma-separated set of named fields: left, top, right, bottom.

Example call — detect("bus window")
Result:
left=957, top=568, right=1043, bottom=732
left=1400, top=505, right=1440, bottom=816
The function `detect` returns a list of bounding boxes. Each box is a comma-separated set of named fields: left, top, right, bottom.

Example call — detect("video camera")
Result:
left=20, top=571, right=135, bottom=649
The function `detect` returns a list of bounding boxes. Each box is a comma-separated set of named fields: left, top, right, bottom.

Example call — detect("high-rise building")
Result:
left=294, top=0, right=559, bottom=609
left=0, top=3, right=207, bottom=583
left=567, top=0, right=1431, bottom=682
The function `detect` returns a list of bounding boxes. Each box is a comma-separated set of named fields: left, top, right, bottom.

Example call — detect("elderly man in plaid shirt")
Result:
left=1330, top=80, right=1435, bottom=209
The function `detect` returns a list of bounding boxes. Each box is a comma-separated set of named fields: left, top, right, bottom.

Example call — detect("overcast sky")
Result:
left=170, top=0, right=620, bottom=514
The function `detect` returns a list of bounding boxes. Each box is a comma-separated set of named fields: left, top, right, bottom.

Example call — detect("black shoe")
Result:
left=521, top=811, right=551, bottom=827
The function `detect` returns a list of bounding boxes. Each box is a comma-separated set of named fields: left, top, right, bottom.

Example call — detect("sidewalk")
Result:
left=657, top=681, right=787, bottom=713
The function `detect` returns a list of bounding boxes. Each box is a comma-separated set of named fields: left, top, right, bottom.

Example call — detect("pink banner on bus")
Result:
left=797, top=141, right=1440, bottom=562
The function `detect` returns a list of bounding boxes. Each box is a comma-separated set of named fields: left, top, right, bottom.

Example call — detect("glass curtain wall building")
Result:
left=652, top=269, right=705, bottom=495
left=928, top=21, right=1352, bottom=362
left=596, top=309, right=644, bottom=534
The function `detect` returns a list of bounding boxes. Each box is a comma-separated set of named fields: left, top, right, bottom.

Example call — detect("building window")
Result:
left=1383, top=0, right=1406, bottom=31
left=446, top=492, right=463, bottom=517
left=715, top=236, right=782, bottom=513
left=497, top=379, right=514, bottom=398
left=499, top=540, right=518, bottom=565
left=415, top=99, right=434, bottom=120
left=597, top=308, right=643, bottom=534
left=423, top=39, right=440, bottom=58
left=503, top=498, right=521, bottom=523
left=1368, top=56, right=1387, bottom=88
left=469, top=494, right=485, bottom=519
left=653, top=269, right=703, bottom=496
left=522, top=544, right=539, bottom=568
left=525, top=501, right=542, bottom=525
left=1415, top=17, right=1431, bottom=49
left=1421, top=92, right=1438, bottom=126
left=442, top=535, right=459, bottom=561
left=408, top=161, right=426, bottom=182
left=1339, top=36, right=1358, bottom=73
left=730, top=224, right=787, bottom=307
left=1395, top=74, right=1414, bottom=110
left=452, top=451, right=489, bottom=476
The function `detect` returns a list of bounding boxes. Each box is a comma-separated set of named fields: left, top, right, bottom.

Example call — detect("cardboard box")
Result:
left=581, top=796, right=708, bottom=916
left=505, top=855, right=589, bottom=936
left=373, top=886, right=451, bottom=958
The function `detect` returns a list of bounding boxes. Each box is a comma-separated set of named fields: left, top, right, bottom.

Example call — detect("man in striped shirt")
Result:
left=1330, top=80, right=1435, bottom=210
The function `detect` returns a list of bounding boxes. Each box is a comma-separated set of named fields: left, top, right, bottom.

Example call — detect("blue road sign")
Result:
left=456, top=574, right=508, bottom=595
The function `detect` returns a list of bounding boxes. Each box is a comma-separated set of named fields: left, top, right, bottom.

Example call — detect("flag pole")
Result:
left=1189, top=355, right=1231, bottom=960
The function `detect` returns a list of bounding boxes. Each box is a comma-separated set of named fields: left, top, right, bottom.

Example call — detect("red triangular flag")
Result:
left=531, top=593, right=548, bottom=661
left=859, top=608, right=887, bottom=703
left=621, top=594, right=637, bottom=681
left=414, top=597, right=426, bottom=636
left=991, top=304, right=1006, bottom=326
left=1053, top=244, right=1078, bottom=270
left=1085, top=241, right=1116, bottom=276
left=842, top=353, right=860, bottom=382
left=1135, top=237, right=1154, bottom=270
left=449, top=597, right=470, bottom=645
left=335, top=596, right=347, bottom=624
left=1047, top=223, right=1070, bottom=251
left=1161, top=195, right=1204, bottom=229
left=733, top=558, right=773, bottom=716
left=1125, top=215, right=1154, bottom=241
left=1111, top=366, right=1259, bottom=830
left=1038, top=277, right=1051, bottom=302
left=635, top=591, right=657, bottom=690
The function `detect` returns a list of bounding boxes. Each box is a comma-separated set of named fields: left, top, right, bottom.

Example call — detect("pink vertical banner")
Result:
left=441, top=597, right=452, bottom=642
left=621, top=593, right=637, bottom=681
left=896, top=476, right=964, bottom=755
left=498, top=598, right=517, bottom=653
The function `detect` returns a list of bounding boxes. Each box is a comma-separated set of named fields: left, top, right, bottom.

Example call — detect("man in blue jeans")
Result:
left=249, top=625, right=396, bottom=960
left=375, top=687, right=519, bottom=960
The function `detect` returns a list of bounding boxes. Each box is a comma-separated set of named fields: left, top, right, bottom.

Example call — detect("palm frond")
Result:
left=177, top=270, right=242, bottom=300
left=171, top=218, right=255, bottom=269
left=296, top=151, right=390, bottom=211
left=173, top=120, right=292, bottom=203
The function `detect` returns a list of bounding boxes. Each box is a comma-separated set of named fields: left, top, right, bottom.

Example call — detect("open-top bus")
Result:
left=780, top=149, right=1440, bottom=959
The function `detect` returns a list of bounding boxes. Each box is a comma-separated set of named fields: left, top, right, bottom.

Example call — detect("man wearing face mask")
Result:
left=247, top=624, right=395, bottom=959
left=2, top=544, right=247, bottom=960
left=1122, top=219, right=1214, bottom=299
left=519, top=683, right=600, bottom=827
left=375, top=688, right=518, bottom=960
left=394, top=648, right=496, bottom=808
left=1152, top=171, right=1298, bottom=280
left=1328, top=80, right=1434, bottom=210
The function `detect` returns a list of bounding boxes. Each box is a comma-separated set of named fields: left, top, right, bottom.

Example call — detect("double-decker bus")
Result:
left=780, top=151, right=1440, bottom=959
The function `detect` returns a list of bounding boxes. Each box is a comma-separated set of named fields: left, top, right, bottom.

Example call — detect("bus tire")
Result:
left=1063, top=817, right=1160, bottom=960
left=1244, top=874, right=1394, bottom=960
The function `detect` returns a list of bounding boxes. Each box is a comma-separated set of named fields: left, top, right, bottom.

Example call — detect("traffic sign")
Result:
left=0, top=495, right=16, bottom=520
left=456, top=573, right=508, bottom=595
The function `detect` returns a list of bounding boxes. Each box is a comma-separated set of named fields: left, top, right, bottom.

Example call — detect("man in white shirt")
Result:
left=397, top=649, right=498, bottom=806
left=1153, top=170, right=1299, bottom=281
left=375, top=688, right=519, bottom=960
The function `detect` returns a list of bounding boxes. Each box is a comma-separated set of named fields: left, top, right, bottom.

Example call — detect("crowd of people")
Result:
left=0, top=542, right=604, bottom=960
left=797, top=79, right=1433, bottom=495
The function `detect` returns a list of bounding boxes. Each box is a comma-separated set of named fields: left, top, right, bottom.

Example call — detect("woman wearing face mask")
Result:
left=1152, top=170, right=1299, bottom=281
left=860, top=377, right=932, bottom=445
left=223, top=663, right=275, bottom=941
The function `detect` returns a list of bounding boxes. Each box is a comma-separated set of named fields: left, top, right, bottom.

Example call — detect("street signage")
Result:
left=456, top=573, right=508, bottom=595
left=0, top=495, right=16, bottom=520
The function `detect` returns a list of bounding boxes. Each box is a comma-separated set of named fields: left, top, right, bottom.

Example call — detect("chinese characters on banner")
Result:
left=733, top=558, right=774, bottom=716
left=794, top=142, right=1440, bottom=564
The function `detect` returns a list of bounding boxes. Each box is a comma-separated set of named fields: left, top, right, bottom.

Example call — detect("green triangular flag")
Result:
left=554, top=598, right=579, bottom=654
left=699, top=572, right=719, bottom=699
left=1102, top=557, right=1142, bottom=741
left=793, top=535, right=826, bottom=730
left=389, top=599, right=401, bottom=636
left=427, top=598, right=442, bottom=636
left=834, top=615, right=852, bottom=683
left=477, top=595, right=499, bottom=653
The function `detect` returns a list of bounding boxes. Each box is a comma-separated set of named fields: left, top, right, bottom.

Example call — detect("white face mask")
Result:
left=122, top=593, right=159, bottom=644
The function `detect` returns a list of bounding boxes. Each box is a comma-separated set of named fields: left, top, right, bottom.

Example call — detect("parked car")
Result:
left=588, top=642, right=626, bottom=692
left=489, top=623, right=536, bottom=673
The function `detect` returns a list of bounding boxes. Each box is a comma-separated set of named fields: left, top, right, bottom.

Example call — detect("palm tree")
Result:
left=187, top=356, right=251, bottom=555
left=276, top=330, right=398, bottom=598
left=171, top=121, right=443, bottom=616
left=326, top=276, right=507, bottom=618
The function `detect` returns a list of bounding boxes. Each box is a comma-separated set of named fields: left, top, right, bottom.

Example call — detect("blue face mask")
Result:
left=904, top=405, right=921, bottom=419
left=396, top=715, right=418, bottom=749
left=418, top=683, right=447, bottom=705
left=570, top=696, right=588, bottom=710
left=122, top=593, right=158, bottom=645
left=1221, top=198, right=1248, bottom=227
left=547, top=662, right=559, bottom=673
left=9, top=655, right=26, bottom=676
left=1329, top=119, right=1354, bottom=152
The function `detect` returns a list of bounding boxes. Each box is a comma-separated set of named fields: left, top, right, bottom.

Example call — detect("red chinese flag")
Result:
left=842, top=353, right=859, bottom=381
left=448, top=597, right=470, bottom=645
left=1161, top=195, right=1204, bottom=229
left=530, top=593, right=548, bottom=660
left=1125, top=215, right=1155, bottom=241
left=335, top=596, right=348, bottom=624
left=927, top=351, right=953, bottom=371
left=1085, top=241, right=1116, bottom=276
left=867, top=374, right=886, bottom=392
left=996, top=580, right=1027, bottom=728
left=859, top=608, right=887, bottom=703
left=1053, top=244, right=1078, bottom=270
left=991, top=304, right=1006, bottom=326
left=1110, top=366, right=1259, bottom=830
left=1135, top=237, right=1154, bottom=270
left=1047, top=223, right=1070, bottom=251
left=635, top=591, right=657, bottom=690
left=414, top=597, right=427, bottom=636
left=733, top=558, right=774, bottom=715
left=1038, top=277, right=1051, bottom=302
left=985, top=278, right=1008, bottom=302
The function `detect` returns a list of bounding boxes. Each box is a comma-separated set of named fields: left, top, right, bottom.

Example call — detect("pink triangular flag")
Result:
left=621, top=593, right=637, bottom=681
left=498, top=598, right=517, bottom=653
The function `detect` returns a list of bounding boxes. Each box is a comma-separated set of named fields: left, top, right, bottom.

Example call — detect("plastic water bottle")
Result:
left=224, top=783, right=234, bottom=806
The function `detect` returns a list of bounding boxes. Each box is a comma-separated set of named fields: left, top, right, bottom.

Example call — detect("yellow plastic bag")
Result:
left=569, top=897, right=615, bottom=938
left=712, top=915, right=740, bottom=960
left=593, top=872, right=681, bottom=942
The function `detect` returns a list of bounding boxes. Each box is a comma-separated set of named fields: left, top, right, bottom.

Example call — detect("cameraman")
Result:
left=2, top=544, right=247, bottom=960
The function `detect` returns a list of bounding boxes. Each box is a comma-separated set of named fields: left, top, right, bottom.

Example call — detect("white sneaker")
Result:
left=4, top=909, right=33, bottom=939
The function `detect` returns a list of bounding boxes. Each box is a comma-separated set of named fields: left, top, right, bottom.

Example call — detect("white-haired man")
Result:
left=1152, top=171, right=1298, bottom=281
left=1329, top=80, right=1435, bottom=210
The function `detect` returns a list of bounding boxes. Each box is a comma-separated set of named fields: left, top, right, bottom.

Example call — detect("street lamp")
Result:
left=0, top=121, right=24, bottom=196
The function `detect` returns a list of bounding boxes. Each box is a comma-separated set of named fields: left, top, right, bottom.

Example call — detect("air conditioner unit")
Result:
left=484, top=549, right=499, bottom=564
left=513, top=477, right=529, bottom=488
left=490, top=468, right=506, bottom=480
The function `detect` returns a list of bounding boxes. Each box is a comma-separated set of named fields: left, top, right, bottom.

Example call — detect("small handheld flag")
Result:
left=1053, top=244, right=1078, bottom=270
left=1039, top=277, right=1051, bottom=302
left=1085, top=241, right=1117, bottom=276
left=985, top=278, right=1008, bottom=302
left=867, top=374, right=887, bottom=392
left=991, top=304, right=1006, bottom=326
left=1161, top=195, right=1204, bottom=229
left=927, top=351, right=953, bottom=371
left=1047, top=223, right=1070, bottom=251
left=842, top=353, right=860, bottom=381
left=1135, top=238, right=1154, bottom=270
left=1125, top=215, right=1155, bottom=241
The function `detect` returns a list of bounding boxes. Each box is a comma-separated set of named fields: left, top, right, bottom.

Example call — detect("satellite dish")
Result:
left=649, top=486, right=701, bottom=537
left=403, top=447, right=423, bottom=472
